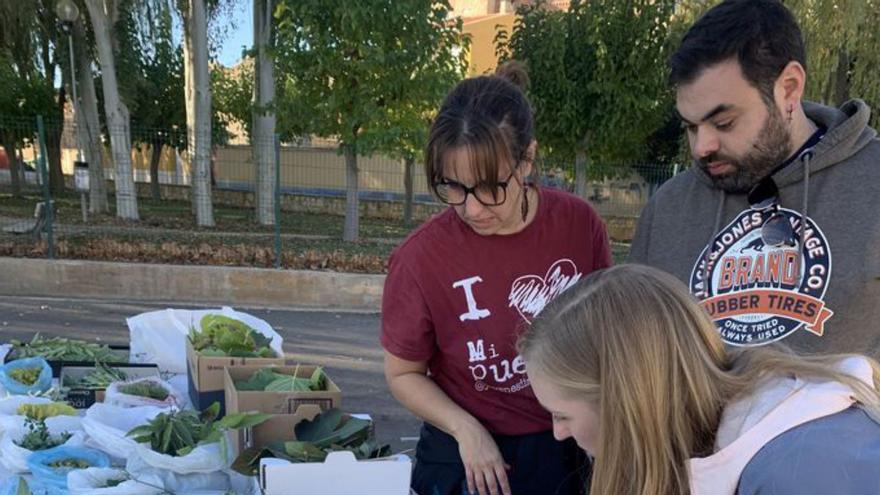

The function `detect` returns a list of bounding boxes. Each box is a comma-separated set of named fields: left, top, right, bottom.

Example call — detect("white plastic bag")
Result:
left=67, top=468, right=164, bottom=495
left=0, top=415, right=84, bottom=473
left=125, top=455, right=231, bottom=493
left=129, top=440, right=228, bottom=474
left=103, top=378, right=183, bottom=409
left=81, top=404, right=164, bottom=461
left=127, top=307, right=284, bottom=374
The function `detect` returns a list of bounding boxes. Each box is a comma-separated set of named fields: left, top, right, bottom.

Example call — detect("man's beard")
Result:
left=699, top=103, right=793, bottom=193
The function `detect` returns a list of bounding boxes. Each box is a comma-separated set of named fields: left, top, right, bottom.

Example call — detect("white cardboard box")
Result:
left=258, top=452, right=412, bottom=495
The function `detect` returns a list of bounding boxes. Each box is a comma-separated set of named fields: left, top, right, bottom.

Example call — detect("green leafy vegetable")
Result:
left=118, top=380, right=170, bottom=401
left=127, top=402, right=271, bottom=457
left=63, top=363, right=128, bottom=389
left=14, top=418, right=72, bottom=451
left=231, top=408, right=391, bottom=475
left=235, top=366, right=327, bottom=392
left=10, top=334, right=126, bottom=363
left=188, top=315, right=275, bottom=358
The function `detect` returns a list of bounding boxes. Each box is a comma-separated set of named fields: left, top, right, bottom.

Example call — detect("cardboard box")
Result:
left=187, top=339, right=285, bottom=416
left=238, top=403, right=323, bottom=455
left=258, top=452, right=413, bottom=495
left=224, top=365, right=342, bottom=416
left=61, top=364, right=160, bottom=409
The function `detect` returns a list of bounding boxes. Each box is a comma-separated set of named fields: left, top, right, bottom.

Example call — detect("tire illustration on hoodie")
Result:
left=689, top=207, right=833, bottom=346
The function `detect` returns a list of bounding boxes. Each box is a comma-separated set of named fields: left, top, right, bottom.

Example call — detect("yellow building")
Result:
left=455, top=0, right=570, bottom=76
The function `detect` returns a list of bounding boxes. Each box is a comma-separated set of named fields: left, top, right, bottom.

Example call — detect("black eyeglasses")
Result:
left=434, top=169, right=517, bottom=206
left=747, top=176, right=797, bottom=247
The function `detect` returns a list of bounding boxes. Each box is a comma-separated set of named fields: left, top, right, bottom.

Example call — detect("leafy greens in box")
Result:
left=235, top=366, right=327, bottom=392
left=189, top=315, right=276, bottom=358
left=232, top=408, right=391, bottom=475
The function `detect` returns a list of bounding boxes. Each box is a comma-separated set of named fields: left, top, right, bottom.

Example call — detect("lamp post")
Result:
left=56, top=0, right=89, bottom=222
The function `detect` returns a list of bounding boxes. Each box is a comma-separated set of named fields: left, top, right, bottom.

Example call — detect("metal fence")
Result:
left=0, top=115, right=684, bottom=266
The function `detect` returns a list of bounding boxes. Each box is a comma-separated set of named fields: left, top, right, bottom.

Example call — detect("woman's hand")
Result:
left=454, top=421, right=511, bottom=495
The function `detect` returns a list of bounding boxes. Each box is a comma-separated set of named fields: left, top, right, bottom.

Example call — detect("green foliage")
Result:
left=15, top=418, right=72, bottom=451
left=499, top=0, right=676, bottom=177
left=272, top=0, right=467, bottom=156
left=10, top=334, right=127, bottom=363
left=118, top=380, right=170, bottom=401
left=778, top=0, right=880, bottom=129
left=235, top=366, right=327, bottom=392
left=127, top=402, right=270, bottom=457
left=189, top=315, right=276, bottom=358
left=232, top=408, right=391, bottom=475
left=63, top=363, right=128, bottom=389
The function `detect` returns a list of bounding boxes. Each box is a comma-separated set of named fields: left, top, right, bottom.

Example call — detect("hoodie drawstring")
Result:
left=701, top=192, right=727, bottom=298
left=797, top=152, right=813, bottom=278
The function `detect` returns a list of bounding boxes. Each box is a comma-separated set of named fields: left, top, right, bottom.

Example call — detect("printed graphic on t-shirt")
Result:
left=689, top=207, right=833, bottom=346
left=453, top=258, right=584, bottom=394
left=508, top=258, right=583, bottom=324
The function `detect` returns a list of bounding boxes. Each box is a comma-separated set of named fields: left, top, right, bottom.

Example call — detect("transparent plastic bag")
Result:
left=103, top=379, right=182, bottom=410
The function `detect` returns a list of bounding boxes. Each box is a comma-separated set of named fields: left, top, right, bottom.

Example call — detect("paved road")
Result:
left=0, top=297, right=422, bottom=453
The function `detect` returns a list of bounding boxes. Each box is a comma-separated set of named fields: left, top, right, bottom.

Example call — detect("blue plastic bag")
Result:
left=0, top=476, right=29, bottom=495
left=26, top=446, right=111, bottom=492
left=0, top=476, right=51, bottom=495
left=0, top=358, right=52, bottom=395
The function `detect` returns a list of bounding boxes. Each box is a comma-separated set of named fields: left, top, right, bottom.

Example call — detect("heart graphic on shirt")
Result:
left=508, top=259, right=583, bottom=324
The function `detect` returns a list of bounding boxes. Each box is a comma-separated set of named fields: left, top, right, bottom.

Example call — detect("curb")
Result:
left=2, top=257, right=385, bottom=312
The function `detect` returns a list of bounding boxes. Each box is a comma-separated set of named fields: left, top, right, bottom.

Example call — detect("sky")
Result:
left=214, top=3, right=252, bottom=68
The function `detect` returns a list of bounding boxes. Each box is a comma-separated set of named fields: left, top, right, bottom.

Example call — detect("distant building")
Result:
left=454, top=0, right=570, bottom=76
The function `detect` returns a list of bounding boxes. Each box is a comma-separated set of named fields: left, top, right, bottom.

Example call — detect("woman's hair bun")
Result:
left=495, top=60, right=530, bottom=91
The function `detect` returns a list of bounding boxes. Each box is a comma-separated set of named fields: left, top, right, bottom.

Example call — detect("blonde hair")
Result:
left=518, top=264, right=880, bottom=495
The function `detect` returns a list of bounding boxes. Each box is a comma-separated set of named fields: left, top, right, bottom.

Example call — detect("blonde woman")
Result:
left=519, top=264, right=880, bottom=495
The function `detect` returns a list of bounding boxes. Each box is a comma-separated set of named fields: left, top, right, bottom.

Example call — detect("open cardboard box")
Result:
left=226, top=365, right=342, bottom=454
left=187, top=339, right=286, bottom=416
left=258, top=452, right=413, bottom=495
left=224, top=365, right=342, bottom=415
left=248, top=405, right=411, bottom=495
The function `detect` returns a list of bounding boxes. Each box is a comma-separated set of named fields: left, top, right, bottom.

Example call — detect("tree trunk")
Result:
left=3, top=135, right=22, bottom=197
left=183, top=0, right=214, bottom=227
left=253, top=0, right=276, bottom=226
left=150, top=141, right=163, bottom=201
left=403, top=156, right=414, bottom=226
left=74, top=18, right=109, bottom=214
left=833, top=49, right=851, bottom=107
left=342, top=144, right=360, bottom=242
left=183, top=24, right=195, bottom=215
left=574, top=149, right=588, bottom=199
left=47, top=87, right=65, bottom=195
left=85, top=0, right=139, bottom=220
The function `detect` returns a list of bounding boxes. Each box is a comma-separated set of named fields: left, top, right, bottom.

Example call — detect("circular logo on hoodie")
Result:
left=689, top=207, right=833, bottom=346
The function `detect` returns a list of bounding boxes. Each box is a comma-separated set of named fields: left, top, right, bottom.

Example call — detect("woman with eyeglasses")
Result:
left=381, top=62, right=611, bottom=495
left=520, top=263, right=880, bottom=495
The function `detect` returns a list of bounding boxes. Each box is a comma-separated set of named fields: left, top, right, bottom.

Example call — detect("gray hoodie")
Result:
left=629, top=100, right=880, bottom=356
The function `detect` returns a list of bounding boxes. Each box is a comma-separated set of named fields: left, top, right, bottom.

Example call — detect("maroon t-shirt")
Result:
left=381, top=188, right=612, bottom=435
